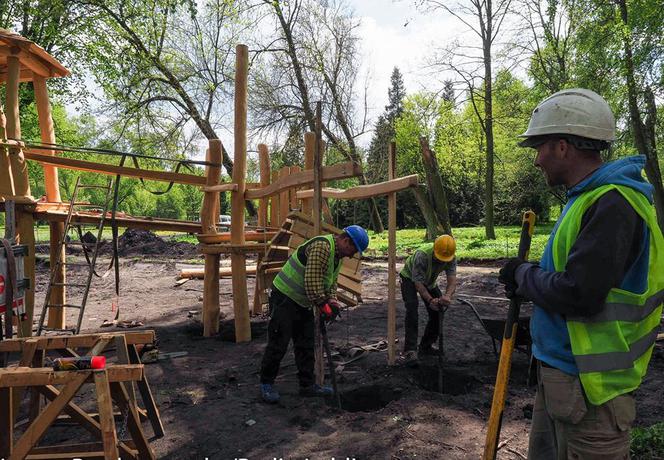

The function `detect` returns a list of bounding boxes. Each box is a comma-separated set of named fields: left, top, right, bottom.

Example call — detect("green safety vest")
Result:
left=400, top=243, right=449, bottom=289
left=272, top=234, right=341, bottom=308
left=553, top=184, right=664, bottom=405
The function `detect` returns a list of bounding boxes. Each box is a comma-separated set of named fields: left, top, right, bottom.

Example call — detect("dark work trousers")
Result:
left=401, top=275, right=443, bottom=351
left=259, top=288, right=315, bottom=388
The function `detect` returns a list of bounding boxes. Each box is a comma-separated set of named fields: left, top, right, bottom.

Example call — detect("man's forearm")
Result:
left=414, top=282, right=434, bottom=302
left=445, top=275, right=457, bottom=297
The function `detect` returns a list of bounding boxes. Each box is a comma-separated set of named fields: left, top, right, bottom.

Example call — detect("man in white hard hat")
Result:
left=399, top=234, right=457, bottom=364
left=498, top=88, right=664, bottom=459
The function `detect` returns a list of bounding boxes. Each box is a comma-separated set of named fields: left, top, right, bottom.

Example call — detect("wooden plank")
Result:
left=339, top=265, right=362, bottom=282
left=87, top=335, right=114, bottom=357
left=0, top=387, right=12, bottom=458
left=6, top=55, right=31, bottom=198
left=26, top=452, right=109, bottom=460
left=32, top=209, right=204, bottom=233
left=23, top=151, right=207, bottom=186
left=289, top=165, right=301, bottom=210
left=179, top=265, right=257, bottom=279
left=196, top=231, right=276, bottom=244
left=245, top=161, right=363, bottom=199
left=288, top=234, right=305, bottom=249
left=128, top=344, right=164, bottom=438
left=199, top=243, right=269, bottom=255
left=289, top=219, right=315, bottom=239
left=9, top=372, right=88, bottom=460
left=338, top=275, right=362, bottom=297
left=0, top=331, right=156, bottom=353
left=337, top=291, right=358, bottom=307
left=28, top=349, right=45, bottom=423
left=288, top=211, right=345, bottom=235
left=94, top=371, right=119, bottom=460
left=109, top=382, right=156, bottom=460
left=270, top=170, right=279, bottom=226
left=296, top=174, right=419, bottom=200
left=302, top=133, right=314, bottom=215
left=0, top=365, right=144, bottom=388
left=38, top=385, right=137, bottom=458
left=279, top=167, right=289, bottom=222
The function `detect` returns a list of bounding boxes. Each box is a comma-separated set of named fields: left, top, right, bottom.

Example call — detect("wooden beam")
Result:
left=127, top=344, right=164, bottom=438
left=296, top=174, right=419, bottom=200
left=201, top=141, right=222, bottom=234
left=387, top=142, right=397, bottom=366
left=244, top=161, right=363, bottom=199
left=6, top=55, right=31, bottom=198
left=109, top=382, right=155, bottom=460
left=0, top=365, right=143, bottom=388
left=199, top=243, right=269, bottom=255
left=231, top=44, right=251, bottom=343
left=303, top=132, right=314, bottom=215
left=0, top=47, right=51, bottom=77
left=23, top=150, right=207, bottom=186
left=196, top=231, right=276, bottom=244
left=278, top=167, right=289, bottom=223
left=33, top=76, right=60, bottom=202
left=180, top=265, right=257, bottom=279
left=0, top=102, right=16, bottom=196
left=270, top=170, right=279, bottom=226
left=0, top=331, right=156, bottom=353
left=94, top=371, right=119, bottom=460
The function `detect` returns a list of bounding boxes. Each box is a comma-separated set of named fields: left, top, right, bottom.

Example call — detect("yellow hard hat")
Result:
left=434, top=234, right=456, bottom=262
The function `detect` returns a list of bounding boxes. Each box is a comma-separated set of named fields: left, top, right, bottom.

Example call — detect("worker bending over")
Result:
left=399, top=234, right=457, bottom=364
left=259, top=225, right=369, bottom=403
left=499, top=88, right=664, bottom=459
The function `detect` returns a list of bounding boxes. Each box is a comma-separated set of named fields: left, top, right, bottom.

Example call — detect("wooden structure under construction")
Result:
left=0, top=30, right=418, bottom=366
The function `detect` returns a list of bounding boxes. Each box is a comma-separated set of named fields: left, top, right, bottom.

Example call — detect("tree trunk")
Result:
left=419, top=137, right=452, bottom=235
left=617, top=0, right=664, bottom=232
left=483, top=0, right=496, bottom=239
left=412, top=185, right=446, bottom=240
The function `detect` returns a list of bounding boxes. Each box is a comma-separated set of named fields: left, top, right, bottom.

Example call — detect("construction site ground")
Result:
left=30, top=231, right=664, bottom=460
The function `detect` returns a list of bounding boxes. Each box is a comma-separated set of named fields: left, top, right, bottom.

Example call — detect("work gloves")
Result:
left=319, top=300, right=341, bottom=323
left=498, top=257, right=525, bottom=299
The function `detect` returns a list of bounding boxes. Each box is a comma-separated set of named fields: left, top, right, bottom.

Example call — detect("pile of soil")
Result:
left=118, top=229, right=197, bottom=257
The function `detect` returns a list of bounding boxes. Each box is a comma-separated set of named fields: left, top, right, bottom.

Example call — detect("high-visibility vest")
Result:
left=400, top=243, right=449, bottom=289
left=272, top=234, right=341, bottom=308
left=552, top=184, right=664, bottom=405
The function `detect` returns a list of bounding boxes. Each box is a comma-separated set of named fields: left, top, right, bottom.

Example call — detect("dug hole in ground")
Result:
left=31, top=230, right=664, bottom=459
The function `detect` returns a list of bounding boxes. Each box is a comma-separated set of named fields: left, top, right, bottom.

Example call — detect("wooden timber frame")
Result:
left=0, top=331, right=161, bottom=459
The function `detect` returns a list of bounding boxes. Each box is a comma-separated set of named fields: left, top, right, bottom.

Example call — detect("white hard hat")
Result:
left=519, top=88, right=615, bottom=147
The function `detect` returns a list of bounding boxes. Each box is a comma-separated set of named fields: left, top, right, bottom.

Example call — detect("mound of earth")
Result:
left=118, top=229, right=197, bottom=257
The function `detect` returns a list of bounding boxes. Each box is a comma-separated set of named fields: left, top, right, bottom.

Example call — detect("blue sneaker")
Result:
left=261, top=383, right=280, bottom=403
left=299, top=383, right=334, bottom=397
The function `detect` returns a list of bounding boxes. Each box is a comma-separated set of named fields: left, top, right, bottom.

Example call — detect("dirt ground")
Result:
left=26, top=232, right=664, bottom=460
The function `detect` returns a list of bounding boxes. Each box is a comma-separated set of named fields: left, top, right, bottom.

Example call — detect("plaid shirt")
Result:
left=303, top=238, right=339, bottom=307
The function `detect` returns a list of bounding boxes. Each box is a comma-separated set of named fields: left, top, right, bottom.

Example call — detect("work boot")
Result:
left=299, top=383, right=333, bottom=397
left=398, top=350, right=418, bottom=367
left=260, top=383, right=280, bottom=403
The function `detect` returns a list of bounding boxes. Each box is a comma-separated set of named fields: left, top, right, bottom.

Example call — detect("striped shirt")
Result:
left=303, top=239, right=339, bottom=307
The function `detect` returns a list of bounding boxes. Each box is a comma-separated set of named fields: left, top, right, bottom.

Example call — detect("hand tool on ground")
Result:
left=483, top=210, right=536, bottom=460
left=320, top=303, right=342, bottom=409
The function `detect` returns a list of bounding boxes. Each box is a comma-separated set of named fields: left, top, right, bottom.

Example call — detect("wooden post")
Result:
left=231, top=44, right=251, bottom=343
left=202, top=141, right=222, bottom=337
left=0, top=104, right=16, bottom=197
left=313, top=102, right=324, bottom=385
left=257, top=144, right=270, bottom=228
left=279, top=167, right=289, bottom=219
left=5, top=55, right=30, bottom=198
left=270, top=170, right=279, bottom=226
left=388, top=142, right=397, bottom=365
left=303, top=132, right=315, bottom=216
left=34, top=75, right=67, bottom=329
left=94, top=371, right=120, bottom=460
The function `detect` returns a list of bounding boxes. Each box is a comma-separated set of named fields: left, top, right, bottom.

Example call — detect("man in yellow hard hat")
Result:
left=399, top=234, right=457, bottom=363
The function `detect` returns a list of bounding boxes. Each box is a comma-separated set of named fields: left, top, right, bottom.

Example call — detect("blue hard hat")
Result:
left=343, top=225, right=369, bottom=254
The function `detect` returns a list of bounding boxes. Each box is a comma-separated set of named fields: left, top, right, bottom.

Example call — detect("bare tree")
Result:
left=419, top=0, right=513, bottom=239
left=251, top=0, right=384, bottom=232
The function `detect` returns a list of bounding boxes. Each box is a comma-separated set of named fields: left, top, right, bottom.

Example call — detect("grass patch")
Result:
left=366, top=224, right=553, bottom=261
left=631, top=422, right=664, bottom=459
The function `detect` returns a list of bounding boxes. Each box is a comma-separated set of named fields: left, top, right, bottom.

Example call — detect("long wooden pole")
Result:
left=0, top=104, right=15, bottom=197
left=257, top=144, right=270, bottom=228
left=270, top=170, right=279, bottom=226
left=202, top=141, right=222, bottom=337
left=33, top=75, right=67, bottom=329
left=303, top=133, right=315, bottom=215
left=313, top=102, right=324, bottom=385
left=231, top=44, right=251, bottom=343
left=387, top=142, right=397, bottom=365
left=278, top=167, right=289, bottom=220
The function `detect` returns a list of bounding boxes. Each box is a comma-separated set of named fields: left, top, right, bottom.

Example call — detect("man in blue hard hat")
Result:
left=259, top=224, right=369, bottom=403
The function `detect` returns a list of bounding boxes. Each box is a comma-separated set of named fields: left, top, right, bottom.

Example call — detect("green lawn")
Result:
left=6, top=223, right=553, bottom=261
